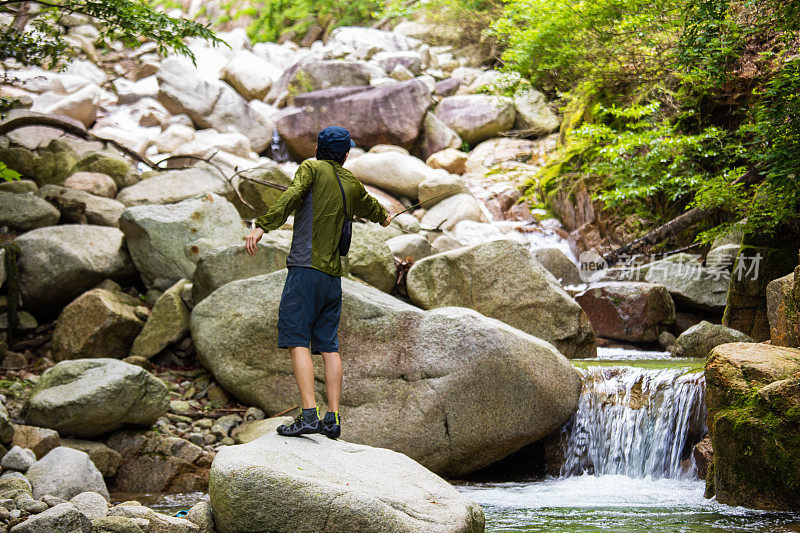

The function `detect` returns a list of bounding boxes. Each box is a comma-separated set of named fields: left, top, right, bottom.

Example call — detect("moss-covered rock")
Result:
left=74, top=151, right=138, bottom=189
left=723, top=243, right=798, bottom=341
left=705, top=342, right=800, bottom=510
left=0, top=146, right=36, bottom=180
left=672, top=321, right=755, bottom=358
left=231, top=161, right=293, bottom=220
left=32, top=139, right=79, bottom=186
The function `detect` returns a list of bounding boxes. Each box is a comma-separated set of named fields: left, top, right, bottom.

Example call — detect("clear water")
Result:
left=457, top=355, right=800, bottom=532
left=111, top=491, right=208, bottom=514
left=457, top=476, right=800, bottom=532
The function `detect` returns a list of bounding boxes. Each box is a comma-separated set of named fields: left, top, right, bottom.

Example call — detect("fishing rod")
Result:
left=387, top=188, right=467, bottom=223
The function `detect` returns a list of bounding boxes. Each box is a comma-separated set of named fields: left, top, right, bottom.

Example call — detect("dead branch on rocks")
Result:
left=603, top=207, right=716, bottom=265
left=0, top=115, right=290, bottom=211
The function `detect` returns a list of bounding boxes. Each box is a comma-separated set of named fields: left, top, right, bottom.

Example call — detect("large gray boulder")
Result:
left=22, top=359, right=169, bottom=438
left=221, top=50, right=283, bottom=101
left=346, top=224, right=397, bottom=292
left=129, top=279, right=191, bottom=359
left=420, top=193, right=483, bottom=231
left=16, top=225, right=137, bottom=318
left=387, top=234, right=434, bottom=261
left=117, top=168, right=234, bottom=207
left=26, top=447, right=109, bottom=500
left=645, top=259, right=731, bottom=313
left=9, top=503, right=92, bottom=533
left=267, top=59, right=372, bottom=104
left=0, top=191, right=59, bottom=231
left=512, top=89, right=560, bottom=135
left=36, top=185, right=125, bottom=227
left=406, top=240, right=596, bottom=358
left=417, top=112, right=462, bottom=161
left=210, top=433, right=485, bottom=533
left=673, top=321, right=755, bottom=357
left=191, top=270, right=582, bottom=476
left=344, top=151, right=435, bottom=200
left=119, top=193, right=246, bottom=291
left=275, top=80, right=432, bottom=158
left=192, top=235, right=291, bottom=303
left=156, top=57, right=272, bottom=152
left=230, top=161, right=293, bottom=220
left=532, top=247, right=581, bottom=286
left=434, top=95, right=515, bottom=145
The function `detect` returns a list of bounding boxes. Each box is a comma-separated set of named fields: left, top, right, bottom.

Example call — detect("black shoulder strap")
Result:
left=326, top=161, right=349, bottom=219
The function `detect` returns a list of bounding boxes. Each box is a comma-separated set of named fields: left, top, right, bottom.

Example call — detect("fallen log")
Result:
left=602, top=207, right=715, bottom=265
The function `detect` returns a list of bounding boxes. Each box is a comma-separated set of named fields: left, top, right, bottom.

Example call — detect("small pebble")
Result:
left=187, top=433, right=203, bottom=446
left=244, top=407, right=265, bottom=421
left=203, top=433, right=217, bottom=445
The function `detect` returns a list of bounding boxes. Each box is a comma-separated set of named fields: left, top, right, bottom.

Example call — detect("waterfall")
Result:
left=560, top=366, right=706, bottom=480
left=268, top=127, right=290, bottom=163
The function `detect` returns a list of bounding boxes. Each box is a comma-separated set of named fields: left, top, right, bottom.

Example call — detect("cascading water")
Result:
left=560, top=366, right=707, bottom=480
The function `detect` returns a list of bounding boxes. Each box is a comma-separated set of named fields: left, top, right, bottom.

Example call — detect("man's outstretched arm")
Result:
left=246, top=162, right=314, bottom=255
left=353, top=182, right=391, bottom=227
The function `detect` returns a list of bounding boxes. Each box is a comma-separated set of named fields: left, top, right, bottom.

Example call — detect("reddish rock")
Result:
left=767, top=268, right=800, bottom=348
left=50, top=288, right=146, bottom=361
left=106, top=431, right=214, bottom=493
left=575, top=282, right=675, bottom=342
left=12, top=425, right=60, bottom=459
left=275, top=80, right=432, bottom=159
left=693, top=436, right=713, bottom=481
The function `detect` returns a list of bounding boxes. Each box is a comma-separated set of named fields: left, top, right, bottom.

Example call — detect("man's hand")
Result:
left=245, top=227, right=265, bottom=255
left=381, top=216, right=392, bottom=227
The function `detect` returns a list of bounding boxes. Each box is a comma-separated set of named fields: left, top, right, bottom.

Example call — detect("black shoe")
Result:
left=321, top=412, right=341, bottom=439
left=277, top=412, right=322, bottom=437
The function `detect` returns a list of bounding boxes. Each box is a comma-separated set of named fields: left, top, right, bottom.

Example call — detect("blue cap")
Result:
left=317, top=126, right=356, bottom=153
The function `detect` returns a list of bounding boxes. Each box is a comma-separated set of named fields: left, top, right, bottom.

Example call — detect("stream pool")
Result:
left=456, top=475, right=800, bottom=532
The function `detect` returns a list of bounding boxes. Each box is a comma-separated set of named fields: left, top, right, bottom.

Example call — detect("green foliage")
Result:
left=0, top=162, right=21, bottom=182
left=242, top=0, right=384, bottom=43
left=0, top=0, right=223, bottom=69
left=510, top=0, right=799, bottom=241
left=492, top=0, right=683, bottom=94
left=550, top=101, right=746, bottom=224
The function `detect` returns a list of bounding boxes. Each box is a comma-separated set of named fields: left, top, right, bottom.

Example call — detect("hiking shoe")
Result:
left=277, top=412, right=322, bottom=437
left=322, top=412, right=341, bottom=439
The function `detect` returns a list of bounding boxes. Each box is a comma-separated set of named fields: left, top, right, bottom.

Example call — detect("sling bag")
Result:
left=326, top=161, right=352, bottom=256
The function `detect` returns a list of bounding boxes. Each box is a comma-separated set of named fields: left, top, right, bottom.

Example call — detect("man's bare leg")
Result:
left=320, top=351, right=342, bottom=412
left=289, top=346, right=316, bottom=409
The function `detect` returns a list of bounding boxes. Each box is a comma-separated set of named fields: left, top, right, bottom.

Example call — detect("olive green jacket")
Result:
left=255, top=159, right=388, bottom=277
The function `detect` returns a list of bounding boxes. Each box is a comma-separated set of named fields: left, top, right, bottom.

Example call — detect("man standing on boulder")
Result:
left=245, top=126, right=390, bottom=439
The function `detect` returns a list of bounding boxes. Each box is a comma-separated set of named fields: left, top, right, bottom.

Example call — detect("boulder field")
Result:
left=191, top=269, right=582, bottom=477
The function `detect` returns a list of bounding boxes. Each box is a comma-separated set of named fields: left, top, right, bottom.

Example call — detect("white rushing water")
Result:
left=560, top=366, right=707, bottom=479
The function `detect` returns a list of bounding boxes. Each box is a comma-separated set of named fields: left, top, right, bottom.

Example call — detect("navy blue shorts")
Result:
left=277, top=266, right=342, bottom=353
